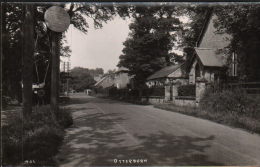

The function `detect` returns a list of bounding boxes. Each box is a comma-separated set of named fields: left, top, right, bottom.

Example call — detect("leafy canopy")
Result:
left=118, top=5, right=183, bottom=87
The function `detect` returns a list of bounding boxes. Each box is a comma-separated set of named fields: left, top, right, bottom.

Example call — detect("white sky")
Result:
left=64, top=15, right=188, bottom=73
left=64, top=16, right=131, bottom=73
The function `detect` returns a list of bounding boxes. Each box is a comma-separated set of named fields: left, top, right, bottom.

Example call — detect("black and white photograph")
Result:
left=1, top=1, right=260, bottom=166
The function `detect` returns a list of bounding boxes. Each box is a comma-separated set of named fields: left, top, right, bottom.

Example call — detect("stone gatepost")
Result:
left=165, top=85, right=171, bottom=101
left=196, top=81, right=206, bottom=106
left=172, top=83, right=178, bottom=102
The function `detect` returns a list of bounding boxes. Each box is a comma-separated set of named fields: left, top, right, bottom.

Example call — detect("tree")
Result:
left=1, top=3, right=116, bottom=105
left=69, top=67, right=103, bottom=91
left=22, top=4, right=35, bottom=116
left=118, top=5, right=182, bottom=89
left=214, top=5, right=260, bottom=81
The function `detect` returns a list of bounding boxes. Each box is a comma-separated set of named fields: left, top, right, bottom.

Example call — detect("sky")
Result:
left=64, top=16, right=131, bottom=73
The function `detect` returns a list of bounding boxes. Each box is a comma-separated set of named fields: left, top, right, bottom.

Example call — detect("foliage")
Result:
left=181, top=5, right=210, bottom=47
left=2, top=3, right=116, bottom=104
left=214, top=5, right=260, bottom=81
left=56, top=108, right=73, bottom=128
left=2, top=105, right=73, bottom=165
left=143, top=87, right=165, bottom=97
left=117, top=5, right=183, bottom=88
left=70, top=67, right=104, bottom=91
left=177, top=84, right=196, bottom=97
left=200, top=88, right=260, bottom=118
left=155, top=103, right=260, bottom=133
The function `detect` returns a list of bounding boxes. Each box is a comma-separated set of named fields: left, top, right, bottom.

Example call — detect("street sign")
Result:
left=44, top=6, right=70, bottom=32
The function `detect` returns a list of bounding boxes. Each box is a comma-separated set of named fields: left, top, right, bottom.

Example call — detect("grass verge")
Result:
left=155, top=104, right=260, bottom=134
left=2, top=105, right=73, bottom=166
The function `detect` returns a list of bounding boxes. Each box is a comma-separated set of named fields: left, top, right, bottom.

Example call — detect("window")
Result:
left=231, top=52, right=238, bottom=76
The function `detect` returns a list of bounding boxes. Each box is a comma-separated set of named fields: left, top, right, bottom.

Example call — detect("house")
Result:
left=146, top=63, right=187, bottom=88
left=114, top=67, right=133, bottom=89
left=94, top=67, right=132, bottom=95
left=145, top=10, right=237, bottom=106
left=145, top=63, right=187, bottom=102
left=94, top=74, right=115, bottom=89
left=187, top=12, right=233, bottom=86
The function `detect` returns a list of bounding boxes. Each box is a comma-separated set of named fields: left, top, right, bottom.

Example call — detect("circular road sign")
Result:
left=44, top=6, right=70, bottom=32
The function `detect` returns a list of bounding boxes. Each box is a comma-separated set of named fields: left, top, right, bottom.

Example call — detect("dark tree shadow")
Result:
left=56, top=107, right=223, bottom=167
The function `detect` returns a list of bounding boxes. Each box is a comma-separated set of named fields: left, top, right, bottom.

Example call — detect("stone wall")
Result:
left=141, top=96, right=165, bottom=104
left=173, top=98, right=196, bottom=107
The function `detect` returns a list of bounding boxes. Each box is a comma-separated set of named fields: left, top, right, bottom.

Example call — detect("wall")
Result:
left=114, top=72, right=131, bottom=89
left=173, top=98, right=196, bottom=107
left=141, top=96, right=165, bottom=104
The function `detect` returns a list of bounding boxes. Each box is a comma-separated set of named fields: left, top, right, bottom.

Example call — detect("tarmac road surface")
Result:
left=56, top=93, right=260, bottom=166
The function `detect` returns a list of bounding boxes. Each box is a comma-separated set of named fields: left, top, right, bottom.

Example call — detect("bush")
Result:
left=23, top=125, right=63, bottom=165
left=2, top=115, right=23, bottom=164
left=56, top=108, right=73, bottom=128
left=178, top=84, right=195, bottom=96
left=143, top=87, right=165, bottom=97
left=200, top=88, right=260, bottom=118
left=2, top=105, right=73, bottom=165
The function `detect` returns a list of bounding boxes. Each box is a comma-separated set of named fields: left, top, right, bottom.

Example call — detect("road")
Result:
left=56, top=94, right=260, bottom=166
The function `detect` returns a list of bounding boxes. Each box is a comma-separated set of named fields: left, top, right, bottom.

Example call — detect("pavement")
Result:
left=56, top=93, right=260, bottom=166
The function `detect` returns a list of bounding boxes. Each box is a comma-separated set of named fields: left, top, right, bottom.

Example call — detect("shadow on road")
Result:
left=57, top=104, right=222, bottom=166
left=67, top=95, right=141, bottom=106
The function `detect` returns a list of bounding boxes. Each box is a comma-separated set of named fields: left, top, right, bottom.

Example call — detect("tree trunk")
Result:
left=0, top=3, right=3, bottom=109
left=22, top=4, right=34, bottom=117
left=0, top=2, right=3, bottom=165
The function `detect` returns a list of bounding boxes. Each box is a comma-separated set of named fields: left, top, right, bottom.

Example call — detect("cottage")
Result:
left=114, top=67, right=133, bottom=89
left=94, top=74, right=115, bottom=89
left=145, top=10, right=238, bottom=106
left=185, top=11, right=238, bottom=104
left=146, top=63, right=187, bottom=102
left=187, top=12, right=233, bottom=86
left=94, top=67, right=132, bottom=96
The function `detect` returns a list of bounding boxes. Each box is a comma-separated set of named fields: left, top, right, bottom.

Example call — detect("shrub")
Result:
left=56, top=108, right=73, bottom=128
left=23, top=125, right=63, bottom=165
left=2, top=115, right=23, bottom=165
left=178, top=84, right=195, bottom=96
left=200, top=88, right=260, bottom=118
left=2, top=105, right=73, bottom=165
left=143, top=87, right=165, bottom=97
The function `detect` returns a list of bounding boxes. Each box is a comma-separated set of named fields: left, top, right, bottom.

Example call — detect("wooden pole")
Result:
left=50, top=31, right=60, bottom=113
left=22, top=4, right=34, bottom=117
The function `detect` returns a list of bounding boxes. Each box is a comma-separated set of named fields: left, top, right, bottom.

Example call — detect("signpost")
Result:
left=44, top=6, right=70, bottom=112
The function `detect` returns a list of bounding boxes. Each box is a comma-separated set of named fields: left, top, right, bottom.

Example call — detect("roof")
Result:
left=196, top=9, right=213, bottom=47
left=116, top=67, right=129, bottom=73
left=195, top=48, right=225, bottom=67
left=94, top=76, right=107, bottom=87
left=147, top=64, right=183, bottom=80
left=94, top=74, right=115, bottom=88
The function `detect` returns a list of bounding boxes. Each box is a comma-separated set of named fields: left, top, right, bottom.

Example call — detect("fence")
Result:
left=207, top=82, right=260, bottom=95
left=227, top=82, right=260, bottom=94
